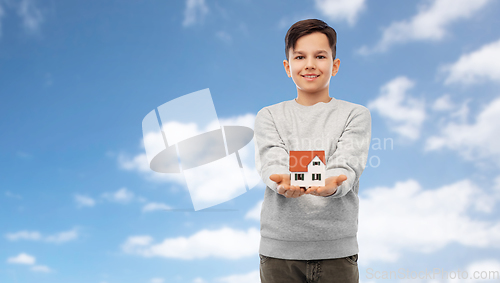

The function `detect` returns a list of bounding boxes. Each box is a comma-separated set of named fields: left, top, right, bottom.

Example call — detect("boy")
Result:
left=254, top=19, right=371, bottom=283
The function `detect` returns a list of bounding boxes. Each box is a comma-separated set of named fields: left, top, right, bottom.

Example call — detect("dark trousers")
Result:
left=259, top=254, right=358, bottom=283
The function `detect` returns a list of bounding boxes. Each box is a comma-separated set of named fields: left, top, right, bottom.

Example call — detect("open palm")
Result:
left=269, top=174, right=347, bottom=198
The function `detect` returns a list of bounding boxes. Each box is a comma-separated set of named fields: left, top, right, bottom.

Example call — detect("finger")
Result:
left=282, top=174, right=291, bottom=185
left=283, top=189, right=289, bottom=198
left=282, top=188, right=289, bottom=197
left=294, top=187, right=304, bottom=196
left=277, top=185, right=286, bottom=195
left=269, top=174, right=283, bottom=184
left=337, top=174, right=347, bottom=185
left=284, top=188, right=293, bottom=197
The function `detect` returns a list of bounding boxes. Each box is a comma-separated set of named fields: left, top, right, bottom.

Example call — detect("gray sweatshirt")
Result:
left=254, top=97, right=371, bottom=260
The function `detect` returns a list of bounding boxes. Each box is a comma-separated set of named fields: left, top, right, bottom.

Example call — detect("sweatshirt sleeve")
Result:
left=254, top=108, right=290, bottom=193
left=325, top=107, right=371, bottom=198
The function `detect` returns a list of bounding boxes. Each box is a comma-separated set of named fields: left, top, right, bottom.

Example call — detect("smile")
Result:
left=302, top=75, right=319, bottom=81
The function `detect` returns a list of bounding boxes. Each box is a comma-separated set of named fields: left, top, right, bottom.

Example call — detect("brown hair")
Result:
left=284, top=19, right=337, bottom=62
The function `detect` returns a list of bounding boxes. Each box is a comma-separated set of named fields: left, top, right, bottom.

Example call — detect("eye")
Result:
left=317, top=55, right=326, bottom=59
left=295, top=56, right=304, bottom=59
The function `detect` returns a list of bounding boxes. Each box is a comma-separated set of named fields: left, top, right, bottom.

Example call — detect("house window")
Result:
left=313, top=161, right=320, bottom=166
left=312, top=174, right=321, bottom=181
left=295, top=174, right=304, bottom=181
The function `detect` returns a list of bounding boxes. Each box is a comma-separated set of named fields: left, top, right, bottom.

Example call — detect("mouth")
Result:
left=301, top=74, right=320, bottom=81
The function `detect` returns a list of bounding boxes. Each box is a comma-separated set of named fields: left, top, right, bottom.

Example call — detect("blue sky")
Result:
left=1, top=0, right=500, bottom=282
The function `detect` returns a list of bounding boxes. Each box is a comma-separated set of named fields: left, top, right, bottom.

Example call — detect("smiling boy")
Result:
left=254, top=19, right=372, bottom=282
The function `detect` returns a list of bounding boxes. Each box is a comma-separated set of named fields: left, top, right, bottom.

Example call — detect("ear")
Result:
left=283, top=60, right=291, bottom=77
left=331, top=58, right=340, bottom=77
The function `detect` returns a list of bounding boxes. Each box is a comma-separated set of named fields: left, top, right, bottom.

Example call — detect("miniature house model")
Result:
left=289, top=150, right=326, bottom=187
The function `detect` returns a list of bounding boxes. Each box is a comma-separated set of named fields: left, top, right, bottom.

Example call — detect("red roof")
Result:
left=289, top=150, right=326, bottom=172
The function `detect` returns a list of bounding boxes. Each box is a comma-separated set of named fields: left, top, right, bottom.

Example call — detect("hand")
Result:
left=305, top=175, right=347, bottom=197
left=269, top=174, right=306, bottom=198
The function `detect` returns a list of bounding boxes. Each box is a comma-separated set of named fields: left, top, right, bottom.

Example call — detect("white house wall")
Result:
left=290, top=156, right=326, bottom=187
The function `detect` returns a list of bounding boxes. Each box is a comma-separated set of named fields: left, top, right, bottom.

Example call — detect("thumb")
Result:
left=269, top=174, right=283, bottom=184
left=336, top=174, right=347, bottom=186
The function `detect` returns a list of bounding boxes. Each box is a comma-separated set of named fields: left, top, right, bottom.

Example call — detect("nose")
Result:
left=305, top=58, right=316, bottom=69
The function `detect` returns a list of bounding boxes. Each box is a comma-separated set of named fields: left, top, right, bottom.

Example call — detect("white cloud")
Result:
left=7, top=253, right=36, bottom=265
left=0, top=0, right=45, bottom=38
left=215, top=31, right=232, bottom=44
left=449, top=259, right=500, bottom=282
left=218, top=113, right=256, bottom=129
left=5, top=190, right=22, bottom=199
left=17, top=0, right=44, bottom=33
left=118, top=151, right=185, bottom=185
left=425, top=96, right=500, bottom=165
left=74, top=194, right=95, bottom=208
left=214, top=270, right=260, bottom=283
left=5, top=231, right=41, bottom=241
left=359, top=178, right=500, bottom=263
left=314, top=0, right=367, bottom=26
left=119, top=151, right=155, bottom=172
left=0, top=4, right=5, bottom=38
left=276, top=14, right=318, bottom=31
left=5, top=228, right=78, bottom=243
left=495, top=176, right=500, bottom=197
left=441, top=39, right=500, bottom=85
left=150, top=278, right=164, bottom=283
left=45, top=228, right=78, bottom=243
left=161, top=120, right=209, bottom=146
left=122, top=235, right=154, bottom=250
left=183, top=0, right=209, bottom=27
left=432, top=94, right=454, bottom=111
left=431, top=94, right=473, bottom=130
left=358, top=0, right=492, bottom=54
left=245, top=200, right=262, bottom=221
left=367, top=76, right=426, bottom=140
left=31, top=265, right=52, bottom=273
left=101, top=187, right=135, bottom=203
left=450, top=99, right=472, bottom=123
left=6, top=253, right=53, bottom=273
left=192, top=278, right=207, bottom=283
left=122, top=227, right=260, bottom=260
left=142, top=202, right=171, bottom=212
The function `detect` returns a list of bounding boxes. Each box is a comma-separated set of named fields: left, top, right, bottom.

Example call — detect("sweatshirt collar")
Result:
left=291, top=96, right=337, bottom=110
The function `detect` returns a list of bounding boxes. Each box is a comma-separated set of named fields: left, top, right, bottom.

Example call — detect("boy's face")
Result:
left=283, top=32, right=340, bottom=96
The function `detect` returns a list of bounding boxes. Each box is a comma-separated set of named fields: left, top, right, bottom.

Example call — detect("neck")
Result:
left=295, top=89, right=332, bottom=106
